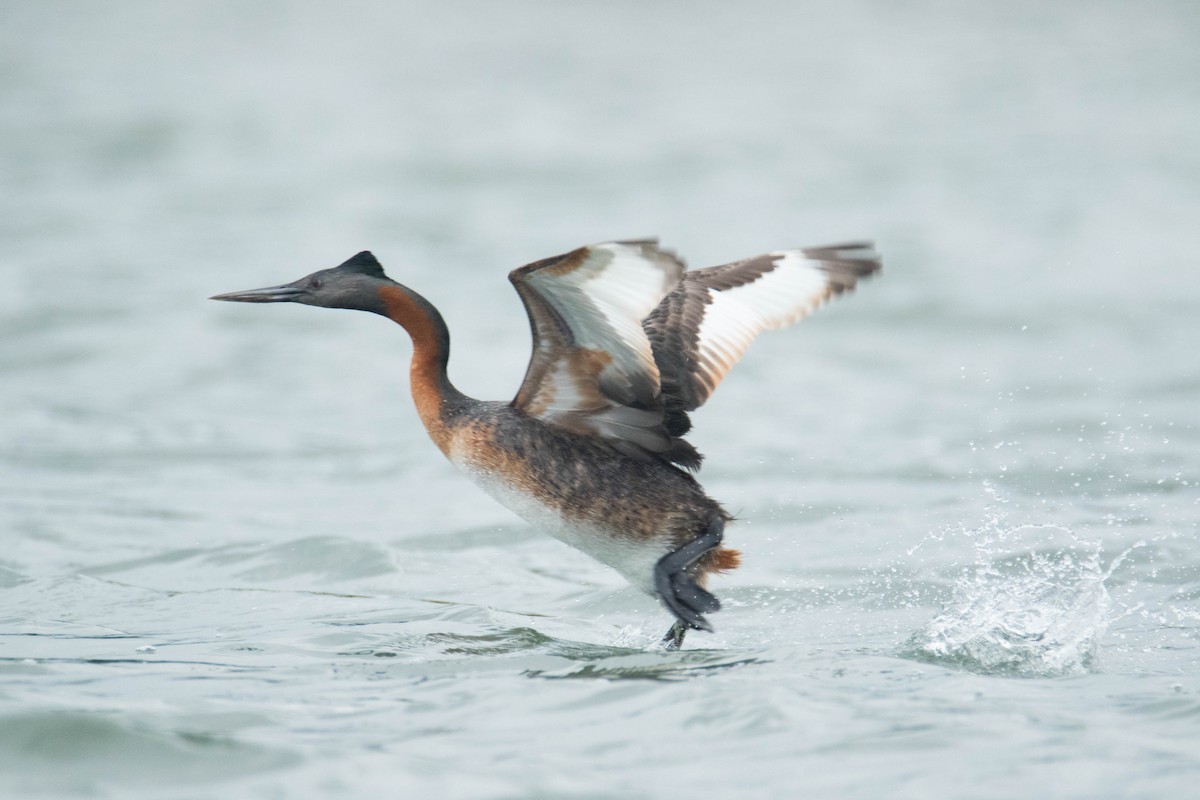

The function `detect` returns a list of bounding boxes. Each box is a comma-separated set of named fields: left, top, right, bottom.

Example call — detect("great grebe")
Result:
left=212, top=240, right=880, bottom=648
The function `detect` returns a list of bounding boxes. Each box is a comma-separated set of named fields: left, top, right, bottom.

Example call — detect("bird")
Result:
left=211, top=240, right=880, bottom=649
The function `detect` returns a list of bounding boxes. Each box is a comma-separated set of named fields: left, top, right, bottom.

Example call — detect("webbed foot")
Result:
left=653, top=516, right=725, bottom=648
left=661, top=619, right=689, bottom=650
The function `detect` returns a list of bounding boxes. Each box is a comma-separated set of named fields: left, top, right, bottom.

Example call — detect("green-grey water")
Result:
left=2, top=2, right=1198, bottom=797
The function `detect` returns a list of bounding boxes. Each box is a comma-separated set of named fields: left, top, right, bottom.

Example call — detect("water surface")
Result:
left=2, top=2, right=1198, bottom=797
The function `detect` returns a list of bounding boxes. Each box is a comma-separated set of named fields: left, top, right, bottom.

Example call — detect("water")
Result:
left=2, top=1, right=1198, bottom=797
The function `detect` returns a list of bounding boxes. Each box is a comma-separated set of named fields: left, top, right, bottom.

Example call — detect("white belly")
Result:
left=447, top=449, right=665, bottom=595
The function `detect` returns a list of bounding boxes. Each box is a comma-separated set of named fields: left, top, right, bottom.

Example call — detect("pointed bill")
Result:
left=210, top=282, right=306, bottom=302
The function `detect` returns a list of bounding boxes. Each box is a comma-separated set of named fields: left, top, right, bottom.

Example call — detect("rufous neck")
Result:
left=377, top=283, right=467, bottom=436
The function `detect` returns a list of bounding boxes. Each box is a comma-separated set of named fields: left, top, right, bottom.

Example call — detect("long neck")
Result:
left=377, top=283, right=468, bottom=449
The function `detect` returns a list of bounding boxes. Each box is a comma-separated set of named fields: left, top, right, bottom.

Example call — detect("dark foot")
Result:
left=661, top=620, right=688, bottom=651
left=653, top=516, right=725, bottom=643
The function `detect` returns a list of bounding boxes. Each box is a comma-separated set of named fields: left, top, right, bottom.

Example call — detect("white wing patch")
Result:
left=521, top=242, right=681, bottom=402
left=692, top=251, right=834, bottom=393
left=645, top=242, right=881, bottom=416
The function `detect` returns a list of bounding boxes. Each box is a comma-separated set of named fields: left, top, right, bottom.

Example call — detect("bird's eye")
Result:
left=309, top=277, right=323, bottom=290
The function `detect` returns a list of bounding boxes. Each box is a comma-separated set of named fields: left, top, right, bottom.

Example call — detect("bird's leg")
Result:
left=654, top=516, right=725, bottom=650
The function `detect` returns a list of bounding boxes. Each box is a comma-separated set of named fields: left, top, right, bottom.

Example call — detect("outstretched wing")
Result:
left=509, top=240, right=686, bottom=457
left=644, top=242, right=881, bottom=434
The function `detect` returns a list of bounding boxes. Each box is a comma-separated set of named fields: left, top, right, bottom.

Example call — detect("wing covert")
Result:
left=509, top=240, right=685, bottom=456
left=644, top=242, right=881, bottom=431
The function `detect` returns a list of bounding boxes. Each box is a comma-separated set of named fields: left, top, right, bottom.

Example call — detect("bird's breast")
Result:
left=444, top=420, right=667, bottom=594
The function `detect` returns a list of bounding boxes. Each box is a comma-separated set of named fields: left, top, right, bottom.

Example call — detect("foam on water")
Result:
left=903, top=519, right=1138, bottom=677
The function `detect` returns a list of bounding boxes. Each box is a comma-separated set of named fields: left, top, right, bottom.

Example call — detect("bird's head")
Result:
left=210, top=251, right=391, bottom=313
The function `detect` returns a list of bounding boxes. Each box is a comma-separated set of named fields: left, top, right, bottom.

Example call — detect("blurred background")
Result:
left=2, top=1, right=1197, bottom=797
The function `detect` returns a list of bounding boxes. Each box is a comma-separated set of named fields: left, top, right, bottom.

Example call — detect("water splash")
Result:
left=904, top=521, right=1137, bottom=677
